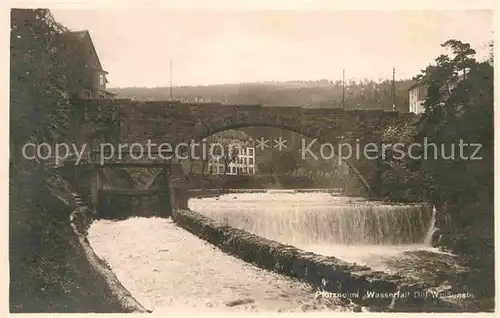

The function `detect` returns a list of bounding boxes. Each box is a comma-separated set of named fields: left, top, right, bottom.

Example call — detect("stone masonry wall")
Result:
left=71, top=100, right=414, bottom=193
left=69, top=206, right=150, bottom=312
left=171, top=208, right=461, bottom=312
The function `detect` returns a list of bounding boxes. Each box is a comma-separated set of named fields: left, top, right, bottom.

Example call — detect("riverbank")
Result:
left=9, top=167, right=139, bottom=312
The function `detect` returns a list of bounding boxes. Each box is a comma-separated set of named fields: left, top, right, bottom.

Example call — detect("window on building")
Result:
left=248, top=167, right=254, bottom=174
left=248, top=148, right=254, bottom=156
left=248, top=157, right=254, bottom=165
left=99, top=74, right=105, bottom=86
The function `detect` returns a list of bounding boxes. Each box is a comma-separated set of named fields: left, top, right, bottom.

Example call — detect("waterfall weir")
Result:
left=190, top=192, right=434, bottom=246
left=189, top=191, right=438, bottom=271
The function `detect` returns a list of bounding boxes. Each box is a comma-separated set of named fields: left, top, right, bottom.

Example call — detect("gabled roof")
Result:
left=408, top=78, right=428, bottom=91
left=70, top=30, right=87, bottom=40
left=65, top=30, right=105, bottom=72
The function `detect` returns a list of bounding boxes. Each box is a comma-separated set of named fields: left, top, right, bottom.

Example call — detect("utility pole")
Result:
left=392, top=67, right=396, bottom=111
left=342, top=69, right=345, bottom=109
left=169, top=59, right=173, bottom=101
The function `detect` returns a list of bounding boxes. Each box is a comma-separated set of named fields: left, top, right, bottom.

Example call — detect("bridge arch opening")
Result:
left=184, top=122, right=376, bottom=196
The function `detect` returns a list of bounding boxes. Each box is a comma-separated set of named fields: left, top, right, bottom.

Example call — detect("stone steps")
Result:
left=71, top=192, right=88, bottom=207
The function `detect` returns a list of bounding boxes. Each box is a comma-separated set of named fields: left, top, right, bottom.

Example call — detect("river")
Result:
left=88, top=191, right=445, bottom=312
left=88, top=217, right=356, bottom=313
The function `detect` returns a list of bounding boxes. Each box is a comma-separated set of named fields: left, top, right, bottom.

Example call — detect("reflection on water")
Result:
left=189, top=192, right=441, bottom=272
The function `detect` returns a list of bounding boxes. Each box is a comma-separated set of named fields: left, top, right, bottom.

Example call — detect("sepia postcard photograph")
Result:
left=7, top=1, right=497, bottom=314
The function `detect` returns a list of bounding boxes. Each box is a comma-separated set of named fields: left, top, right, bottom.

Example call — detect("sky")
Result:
left=50, top=9, right=493, bottom=88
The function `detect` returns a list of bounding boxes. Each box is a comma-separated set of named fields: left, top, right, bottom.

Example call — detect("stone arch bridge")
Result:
left=67, top=99, right=414, bottom=209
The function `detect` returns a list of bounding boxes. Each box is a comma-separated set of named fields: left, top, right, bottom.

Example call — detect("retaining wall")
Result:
left=70, top=206, right=151, bottom=313
left=172, top=208, right=459, bottom=312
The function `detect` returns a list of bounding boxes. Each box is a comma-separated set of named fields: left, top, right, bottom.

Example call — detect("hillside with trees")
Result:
left=109, top=79, right=414, bottom=112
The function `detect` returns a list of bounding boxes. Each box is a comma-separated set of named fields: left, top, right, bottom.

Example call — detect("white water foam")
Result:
left=189, top=192, right=441, bottom=272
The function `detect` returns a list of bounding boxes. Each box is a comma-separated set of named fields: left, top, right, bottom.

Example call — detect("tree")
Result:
left=410, top=40, right=493, bottom=257
left=414, top=40, right=476, bottom=114
left=10, top=9, right=127, bottom=311
left=10, top=9, right=90, bottom=164
left=11, top=9, right=64, bottom=156
left=413, top=40, right=492, bottom=188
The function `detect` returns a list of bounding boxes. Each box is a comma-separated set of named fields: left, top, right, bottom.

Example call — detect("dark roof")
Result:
left=70, top=30, right=87, bottom=40
left=64, top=30, right=105, bottom=71
left=408, top=78, right=427, bottom=91
left=98, top=89, right=117, bottom=96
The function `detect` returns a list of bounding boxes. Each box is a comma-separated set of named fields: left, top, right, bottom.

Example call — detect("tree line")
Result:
left=109, top=79, right=414, bottom=112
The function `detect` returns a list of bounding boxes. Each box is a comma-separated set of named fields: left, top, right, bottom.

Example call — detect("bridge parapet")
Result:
left=71, top=100, right=413, bottom=145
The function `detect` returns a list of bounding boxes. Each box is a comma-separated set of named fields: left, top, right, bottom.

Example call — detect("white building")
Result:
left=208, top=146, right=256, bottom=175
left=409, top=82, right=427, bottom=114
